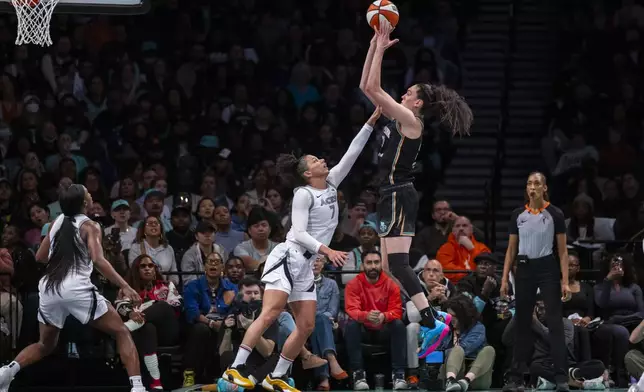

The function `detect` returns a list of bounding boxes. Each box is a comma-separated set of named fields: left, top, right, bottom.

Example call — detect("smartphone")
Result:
left=110, top=227, right=120, bottom=242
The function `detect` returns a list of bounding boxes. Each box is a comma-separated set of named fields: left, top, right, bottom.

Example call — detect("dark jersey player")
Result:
left=360, top=21, right=473, bottom=357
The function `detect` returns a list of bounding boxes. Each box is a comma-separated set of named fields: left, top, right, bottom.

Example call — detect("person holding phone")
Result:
left=500, top=172, right=570, bottom=392
left=106, top=200, right=136, bottom=253
left=594, top=253, right=643, bottom=387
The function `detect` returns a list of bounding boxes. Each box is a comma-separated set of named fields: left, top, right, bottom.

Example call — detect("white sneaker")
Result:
left=392, top=371, right=407, bottom=390
left=536, top=377, right=556, bottom=390
left=352, top=370, right=369, bottom=391
left=393, top=377, right=408, bottom=390
left=583, top=376, right=606, bottom=390
left=131, top=387, right=147, bottom=392
left=124, top=319, right=145, bottom=332
left=0, top=366, right=14, bottom=392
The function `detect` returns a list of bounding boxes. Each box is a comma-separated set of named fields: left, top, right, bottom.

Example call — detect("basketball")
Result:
left=366, top=0, right=399, bottom=30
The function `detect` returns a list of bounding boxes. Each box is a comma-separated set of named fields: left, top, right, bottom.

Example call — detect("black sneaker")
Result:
left=457, top=379, right=470, bottom=392
left=446, top=378, right=462, bottom=392
left=502, top=379, right=525, bottom=392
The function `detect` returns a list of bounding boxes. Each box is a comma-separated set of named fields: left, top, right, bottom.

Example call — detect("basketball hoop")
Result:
left=11, top=0, right=59, bottom=46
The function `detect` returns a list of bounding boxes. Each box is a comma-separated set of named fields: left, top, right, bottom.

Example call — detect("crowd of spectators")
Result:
left=6, top=0, right=644, bottom=391
left=0, top=0, right=480, bottom=390
left=542, top=0, right=644, bottom=261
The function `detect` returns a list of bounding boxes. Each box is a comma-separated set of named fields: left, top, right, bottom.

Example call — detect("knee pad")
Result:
left=388, top=253, right=423, bottom=297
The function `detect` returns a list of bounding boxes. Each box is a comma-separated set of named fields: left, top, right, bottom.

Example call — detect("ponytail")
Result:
left=45, top=216, right=88, bottom=295
left=417, top=84, right=473, bottom=136
left=276, top=153, right=308, bottom=189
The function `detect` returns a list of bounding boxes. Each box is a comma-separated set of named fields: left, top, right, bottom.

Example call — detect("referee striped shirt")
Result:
left=509, top=202, right=566, bottom=259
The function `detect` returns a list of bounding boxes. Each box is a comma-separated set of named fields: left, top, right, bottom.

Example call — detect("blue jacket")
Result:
left=316, top=276, right=340, bottom=319
left=183, top=276, right=238, bottom=323
left=438, top=321, right=487, bottom=357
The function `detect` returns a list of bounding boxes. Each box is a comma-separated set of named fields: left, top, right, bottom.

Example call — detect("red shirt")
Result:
left=344, top=272, right=402, bottom=330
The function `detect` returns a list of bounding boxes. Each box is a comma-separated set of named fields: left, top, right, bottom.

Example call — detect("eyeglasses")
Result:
left=206, top=259, right=222, bottom=266
left=139, top=263, right=155, bottom=269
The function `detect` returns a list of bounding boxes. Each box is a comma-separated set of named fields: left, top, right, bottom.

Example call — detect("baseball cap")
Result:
left=111, top=199, right=130, bottom=211
left=171, top=205, right=191, bottom=216
left=195, top=221, right=215, bottom=233
left=143, top=189, right=165, bottom=201
left=360, top=221, right=378, bottom=233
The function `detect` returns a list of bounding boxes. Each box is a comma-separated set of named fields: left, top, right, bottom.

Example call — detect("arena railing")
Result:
left=489, top=0, right=519, bottom=250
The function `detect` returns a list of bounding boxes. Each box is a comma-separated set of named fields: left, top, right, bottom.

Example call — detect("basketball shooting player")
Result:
left=360, top=22, right=473, bottom=356
left=223, top=108, right=383, bottom=392
left=0, top=185, right=145, bottom=392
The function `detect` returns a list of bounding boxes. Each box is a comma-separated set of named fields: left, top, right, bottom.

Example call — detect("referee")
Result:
left=500, top=172, right=571, bottom=392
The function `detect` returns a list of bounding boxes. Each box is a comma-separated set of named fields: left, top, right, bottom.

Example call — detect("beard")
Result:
left=366, top=269, right=381, bottom=279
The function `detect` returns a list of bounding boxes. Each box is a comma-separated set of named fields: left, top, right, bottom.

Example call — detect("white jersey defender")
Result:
left=37, top=214, right=109, bottom=328
left=261, top=123, right=374, bottom=302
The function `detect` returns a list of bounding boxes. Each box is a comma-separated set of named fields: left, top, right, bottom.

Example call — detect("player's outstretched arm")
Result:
left=359, top=31, right=378, bottom=106
left=363, top=23, right=417, bottom=130
left=327, top=106, right=381, bottom=187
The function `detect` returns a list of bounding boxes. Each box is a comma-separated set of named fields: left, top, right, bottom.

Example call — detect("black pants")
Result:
left=344, top=319, right=407, bottom=373
left=184, top=323, right=218, bottom=382
left=512, top=255, right=567, bottom=383
left=131, top=301, right=179, bottom=355
left=220, top=349, right=279, bottom=381
left=573, top=325, right=592, bottom=362
left=530, top=359, right=605, bottom=384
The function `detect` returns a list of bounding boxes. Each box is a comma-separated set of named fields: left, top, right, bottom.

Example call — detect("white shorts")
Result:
left=261, top=242, right=317, bottom=303
left=37, top=279, right=109, bottom=329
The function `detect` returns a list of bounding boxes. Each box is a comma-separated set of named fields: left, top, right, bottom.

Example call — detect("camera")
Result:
left=229, top=298, right=262, bottom=320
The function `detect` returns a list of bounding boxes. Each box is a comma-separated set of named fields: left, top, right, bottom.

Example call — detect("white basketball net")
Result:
left=11, top=0, right=60, bottom=46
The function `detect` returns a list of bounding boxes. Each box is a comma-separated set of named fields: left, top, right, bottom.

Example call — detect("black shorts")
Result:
left=376, top=182, right=418, bottom=237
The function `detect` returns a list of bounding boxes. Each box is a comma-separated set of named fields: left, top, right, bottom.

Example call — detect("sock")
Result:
left=231, top=345, right=252, bottom=368
left=143, top=353, right=161, bottom=381
left=447, top=376, right=456, bottom=383
left=272, top=354, right=294, bottom=377
left=130, top=376, right=143, bottom=388
left=464, top=376, right=472, bottom=384
left=419, top=307, right=436, bottom=329
left=7, top=361, right=20, bottom=377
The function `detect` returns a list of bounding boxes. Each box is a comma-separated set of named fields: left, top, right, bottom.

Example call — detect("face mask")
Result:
left=25, top=102, right=39, bottom=113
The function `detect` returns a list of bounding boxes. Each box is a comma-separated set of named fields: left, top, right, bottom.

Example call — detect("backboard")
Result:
left=0, top=0, right=150, bottom=15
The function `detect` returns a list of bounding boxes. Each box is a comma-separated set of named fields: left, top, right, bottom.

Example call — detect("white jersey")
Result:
left=44, top=214, right=95, bottom=290
left=285, top=183, right=338, bottom=254
left=262, top=123, right=374, bottom=302
left=282, top=123, right=375, bottom=257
